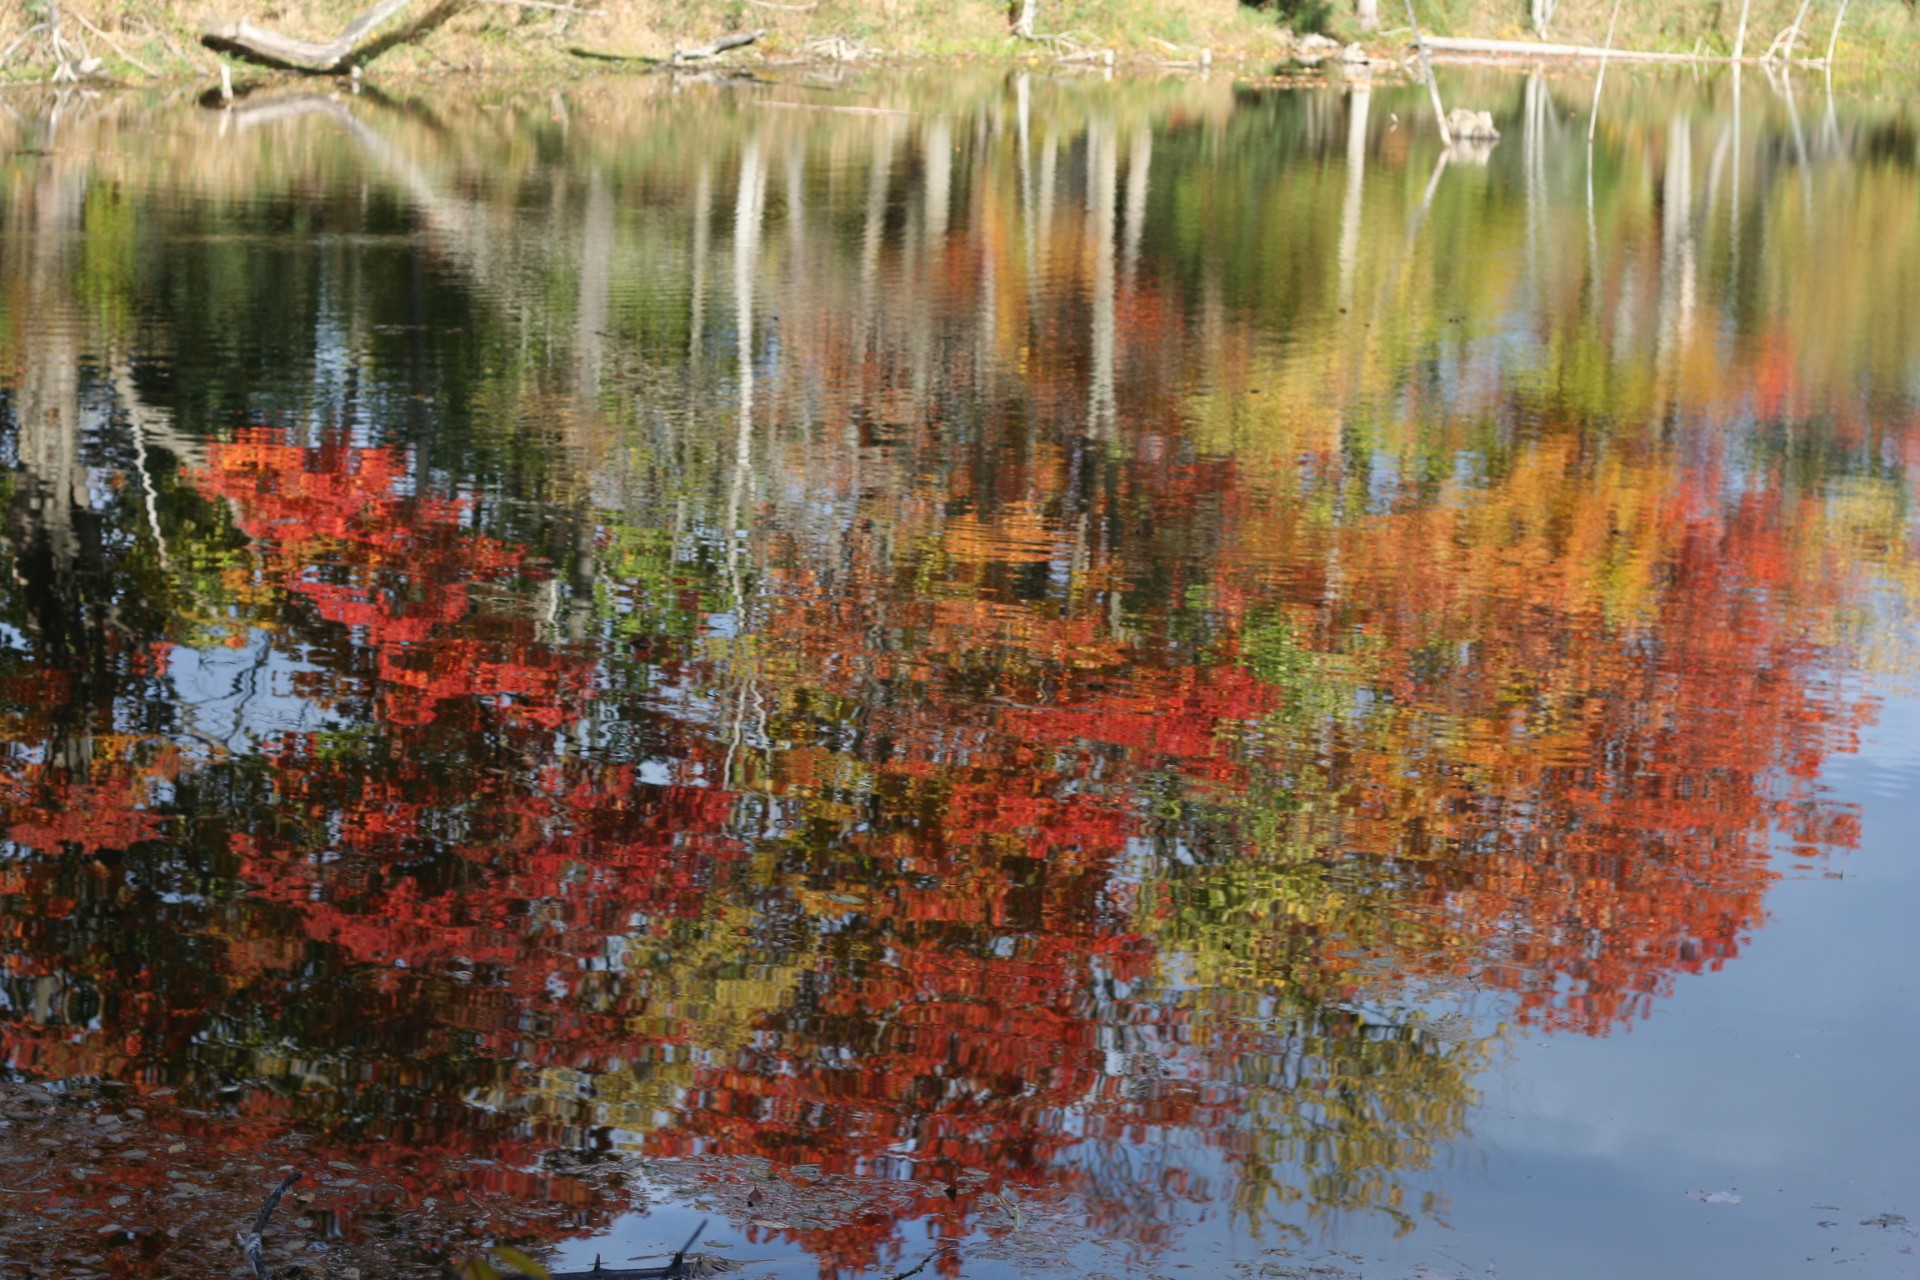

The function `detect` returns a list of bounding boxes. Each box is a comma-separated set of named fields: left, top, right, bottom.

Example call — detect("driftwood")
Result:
left=201, top=0, right=414, bottom=71
left=671, top=28, right=762, bottom=63
left=1420, top=34, right=1729, bottom=62
left=1444, top=107, right=1499, bottom=140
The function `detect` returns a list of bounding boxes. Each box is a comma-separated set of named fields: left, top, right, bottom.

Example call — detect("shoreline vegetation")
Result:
left=2, top=0, right=1917, bottom=89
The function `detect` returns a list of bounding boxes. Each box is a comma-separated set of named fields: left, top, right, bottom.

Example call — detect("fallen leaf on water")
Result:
left=491, top=1244, right=549, bottom=1278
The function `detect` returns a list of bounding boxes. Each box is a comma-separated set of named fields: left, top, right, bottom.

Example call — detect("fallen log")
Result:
left=1419, top=34, right=1726, bottom=62
left=566, top=44, right=662, bottom=62
left=671, top=28, right=762, bottom=64
left=200, top=0, right=415, bottom=71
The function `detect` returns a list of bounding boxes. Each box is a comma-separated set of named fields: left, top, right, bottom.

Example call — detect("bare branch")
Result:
left=64, top=4, right=157, bottom=74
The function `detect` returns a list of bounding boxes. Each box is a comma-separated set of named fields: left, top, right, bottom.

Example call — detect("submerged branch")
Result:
left=531, top=1220, right=721, bottom=1280
left=237, top=1172, right=301, bottom=1280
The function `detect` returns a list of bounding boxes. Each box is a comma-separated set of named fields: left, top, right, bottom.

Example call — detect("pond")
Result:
left=0, top=63, right=1916, bottom=1280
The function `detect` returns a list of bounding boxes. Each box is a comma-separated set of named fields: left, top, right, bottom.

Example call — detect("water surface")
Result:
left=1, top=65, right=1916, bottom=1279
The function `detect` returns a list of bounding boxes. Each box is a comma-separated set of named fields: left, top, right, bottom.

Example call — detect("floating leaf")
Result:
left=492, top=1245, right=550, bottom=1279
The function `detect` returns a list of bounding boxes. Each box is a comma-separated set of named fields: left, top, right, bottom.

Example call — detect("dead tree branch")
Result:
left=65, top=4, right=157, bottom=75
left=201, top=0, right=415, bottom=71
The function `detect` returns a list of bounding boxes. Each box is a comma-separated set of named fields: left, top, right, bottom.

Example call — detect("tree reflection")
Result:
left=0, top=70, right=1914, bottom=1276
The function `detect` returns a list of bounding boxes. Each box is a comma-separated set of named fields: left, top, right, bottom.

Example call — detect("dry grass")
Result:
left=1400, top=0, right=1914, bottom=63
left=1311, top=0, right=1920, bottom=71
left=1, top=0, right=1912, bottom=84
left=0, top=0, right=1285, bottom=83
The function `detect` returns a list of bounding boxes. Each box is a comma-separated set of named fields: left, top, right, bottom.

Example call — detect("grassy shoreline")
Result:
left=3, top=0, right=1917, bottom=86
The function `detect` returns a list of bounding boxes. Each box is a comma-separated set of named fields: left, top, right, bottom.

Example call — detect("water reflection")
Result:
left=0, top=67, right=1915, bottom=1276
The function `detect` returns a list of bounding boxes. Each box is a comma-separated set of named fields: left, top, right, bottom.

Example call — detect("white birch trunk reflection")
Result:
left=1337, top=81, right=1372, bottom=312
left=1122, top=126, right=1153, bottom=295
left=1086, top=117, right=1119, bottom=442
left=689, top=160, right=714, bottom=367
left=1656, top=114, right=1696, bottom=384
left=726, top=139, right=767, bottom=606
left=924, top=118, right=952, bottom=247
left=573, top=170, right=613, bottom=407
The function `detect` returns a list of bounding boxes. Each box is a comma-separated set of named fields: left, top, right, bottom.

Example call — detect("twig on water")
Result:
left=882, top=1245, right=951, bottom=1280
left=238, top=1172, right=301, bottom=1280
left=539, top=1218, right=713, bottom=1279
left=669, top=1218, right=705, bottom=1270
